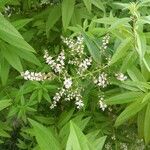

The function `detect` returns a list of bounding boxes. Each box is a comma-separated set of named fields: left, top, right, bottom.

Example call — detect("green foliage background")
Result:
left=0, top=0, right=150, bottom=149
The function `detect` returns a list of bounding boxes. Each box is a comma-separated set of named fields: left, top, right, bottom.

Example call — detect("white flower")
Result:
left=75, top=99, right=84, bottom=109
left=78, top=57, right=92, bottom=74
left=64, top=78, right=72, bottom=89
left=115, top=73, right=127, bottom=81
left=99, top=97, right=107, bottom=111
left=21, top=71, right=47, bottom=81
left=120, top=143, right=128, bottom=150
left=62, top=36, right=84, bottom=55
left=94, top=72, right=108, bottom=88
left=44, top=50, right=65, bottom=73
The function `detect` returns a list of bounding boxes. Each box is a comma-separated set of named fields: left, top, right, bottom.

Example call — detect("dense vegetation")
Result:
left=0, top=0, right=150, bottom=149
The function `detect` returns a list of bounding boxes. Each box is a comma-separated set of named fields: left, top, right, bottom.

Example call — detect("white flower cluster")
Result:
left=62, top=36, right=84, bottom=55
left=65, top=90, right=84, bottom=109
left=40, top=0, right=50, bottom=5
left=78, top=57, right=92, bottom=74
left=50, top=88, right=65, bottom=109
left=21, top=70, right=48, bottom=81
left=63, top=78, right=72, bottom=89
left=101, top=34, right=110, bottom=51
left=75, top=98, right=84, bottom=109
left=120, top=143, right=128, bottom=150
left=50, top=88, right=84, bottom=109
left=4, top=6, right=13, bottom=17
left=98, top=97, right=107, bottom=111
left=44, top=50, right=65, bottom=73
left=94, top=72, right=109, bottom=88
left=105, top=142, right=112, bottom=150
left=115, top=73, right=127, bottom=81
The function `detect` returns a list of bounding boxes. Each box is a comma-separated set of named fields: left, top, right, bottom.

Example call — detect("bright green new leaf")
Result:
left=29, top=119, right=61, bottom=150
left=66, top=121, right=93, bottom=150
left=62, top=0, right=75, bottom=30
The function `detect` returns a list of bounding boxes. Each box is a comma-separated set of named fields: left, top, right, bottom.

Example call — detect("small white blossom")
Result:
left=50, top=88, right=65, bottom=109
left=64, top=78, right=72, bottom=89
left=105, top=142, right=112, bottom=150
left=21, top=70, right=48, bottom=81
left=62, top=36, right=84, bottom=55
left=44, top=50, right=65, bottom=73
left=101, top=34, right=110, bottom=51
left=78, top=57, right=92, bottom=74
left=120, top=143, right=128, bottom=150
left=40, top=0, right=50, bottom=5
left=111, top=135, right=116, bottom=140
left=94, top=72, right=109, bottom=88
left=75, top=99, right=84, bottom=109
left=115, top=73, right=127, bottom=81
left=99, top=97, right=107, bottom=111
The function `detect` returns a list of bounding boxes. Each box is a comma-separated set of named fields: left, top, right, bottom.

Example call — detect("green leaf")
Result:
left=135, top=31, right=146, bottom=60
left=58, top=109, right=74, bottom=129
left=137, top=108, right=146, bottom=138
left=127, top=66, right=146, bottom=82
left=0, top=99, right=12, bottom=111
left=62, top=0, right=75, bottom=30
left=66, top=121, right=93, bottom=150
left=12, top=18, right=32, bottom=30
left=82, top=0, right=91, bottom=13
left=105, top=92, right=143, bottom=105
left=143, top=53, right=150, bottom=72
left=110, top=37, right=132, bottom=64
left=1, top=43, right=23, bottom=72
left=144, top=103, right=150, bottom=144
left=138, top=16, right=150, bottom=25
left=0, top=13, right=35, bottom=52
left=12, top=46, right=41, bottom=66
left=83, top=32, right=101, bottom=63
left=109, top=18, right=131, bottom=31
left=91, top=0, right=105, bottom=12
left=115, top=99, right=147, bottom=127
left=28, top=119, right=61, bottom=150
left=120, top=51, right=137, bottom=73
left=93, top=136, right=107, bottom=150
left=0, top=59, right=10, bottom=85
left=0, top=129, right=10, bottom=138
left=46, top=5, right=61, bottom=35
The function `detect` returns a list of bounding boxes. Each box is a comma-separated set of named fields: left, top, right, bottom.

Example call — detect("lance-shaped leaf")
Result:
left=0, top=99, right=12, bottom=111
left=66, top=121, right=93, bottom=150
left=105, top=92, right=144, bottom=105
left=144, top=103, right=150, bottom=144
left=62, top=0, right=75, bottom=30
left=0, top=13, right=35, bottom=52
left=28, top=119, right=61, bottom=150
left=83, top=32, right=101, bottom=63
left=115, top=99, right=147, bottom=127
left=110, top=37, right=132, bottom=64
